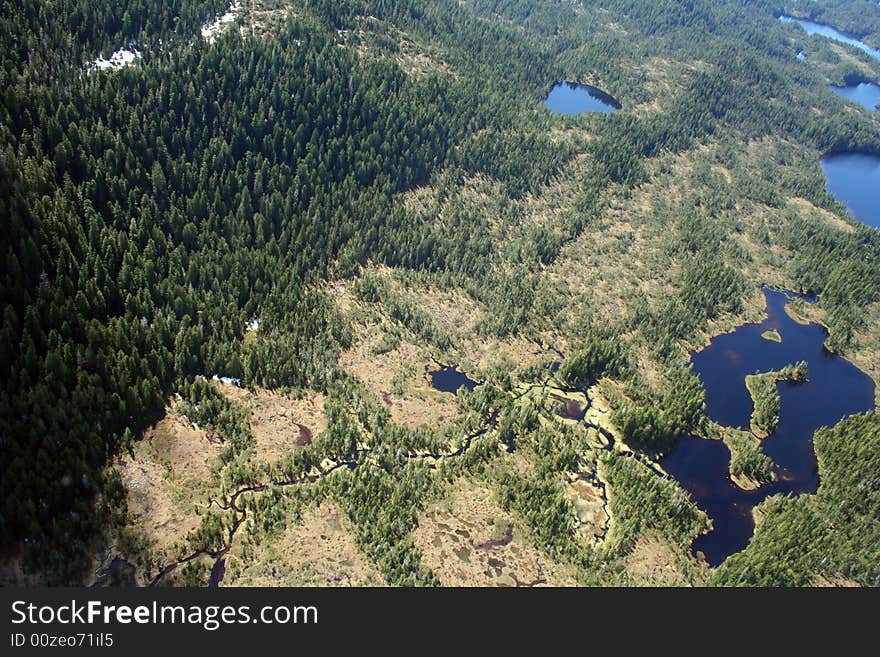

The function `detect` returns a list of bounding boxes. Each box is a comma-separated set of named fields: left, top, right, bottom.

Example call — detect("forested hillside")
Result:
left=1, top=0, right=878, bottom=585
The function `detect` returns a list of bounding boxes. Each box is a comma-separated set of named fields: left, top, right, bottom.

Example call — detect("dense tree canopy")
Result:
left=1, top=0, right=879, bottom=584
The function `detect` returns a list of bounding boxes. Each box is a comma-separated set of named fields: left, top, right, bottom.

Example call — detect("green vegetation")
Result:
left=611, top=366, right=707, bottom=455
left=455, top=131, right=573, bottom=199
left=715, top=413, right=880, bottom=586
left=2, top=0, right=879, bottom=585
left=786, top=0, right=880, bottom=49
left=603, top=452, right=710, bottom=555
left=784, top=217, right=880, bottom=352
left=177, top=378, right=255, bottom=463
left=496, top=471, right=581, bottom=564
left=745, top=361, right=809, bottom=437
left=2, top=0, right=485, bottom=578
left=558, top=332, right=630, bottom=389
left=698, top=421, right=776, bottom=489
left=761, top=329, right=782, bottom=343
left=493, top=418, right=592, bottom=568
left=727, top=432, right=775, bottom=487
left=352, top=272, right=452, bottom=350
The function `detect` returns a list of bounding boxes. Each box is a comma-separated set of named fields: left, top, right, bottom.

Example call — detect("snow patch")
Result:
left=212, top=374, right=242, bottom=386
left=92, top=48, right=141, bottom=71
left=202, top=3, right=241, bottom=44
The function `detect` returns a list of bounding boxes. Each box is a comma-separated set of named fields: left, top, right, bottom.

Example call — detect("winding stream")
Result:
left=114, top=290, right=875, bottom=582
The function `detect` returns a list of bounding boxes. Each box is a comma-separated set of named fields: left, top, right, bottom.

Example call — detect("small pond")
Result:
left=544, top=82, right=620, bottom=115
left=428, top=364, right=480, bottom=394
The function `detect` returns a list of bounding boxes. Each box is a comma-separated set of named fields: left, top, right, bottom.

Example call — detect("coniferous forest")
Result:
left=1, top=0, right=879, bottom=586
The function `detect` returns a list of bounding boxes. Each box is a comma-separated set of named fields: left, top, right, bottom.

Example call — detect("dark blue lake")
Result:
left=428, top=364, right=479, bottom=394
left=780, top=16, right=880, bottom=61
left=662, top=288, right=875, bottom=566
left=821, top=153, right=880, bottom=229
left=544, top=82, right=620, bottom=115
left=829, top=82, right=880, bottom=112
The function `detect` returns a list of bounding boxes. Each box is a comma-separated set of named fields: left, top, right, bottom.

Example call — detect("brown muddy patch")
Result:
left=217, top=382, right=326, bottom=463
left=623, top=536, right=689, bottom=586
left=814, top=574, right=861, bottom=587
left=141, top=406, right=220, bottom=482
left=224, top=504, right=385, bottom=586
left=565, top=476, right=608, bottom=543
left=115, top=408, right=221, bottom=558
left=413, top=478, right=578, bottom=586
left=339, top=339, right=460, bottom=429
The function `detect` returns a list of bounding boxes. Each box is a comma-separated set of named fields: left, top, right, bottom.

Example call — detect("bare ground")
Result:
left=623, top=536, right=690, bottom=586
left=223, top=503, right=385, bottom=586
left=413, top=478, right=580, bottom=586
left=339, top=338, right=460, bottom=428
left=564, top=475, right=609, bottom=544
left=217, top=381, right=326, bottom=463
left=116, top=407, right=221, bottom=559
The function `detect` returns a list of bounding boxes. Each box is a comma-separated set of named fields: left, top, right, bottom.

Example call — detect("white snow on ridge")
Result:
left=92, top=48, right=141, bottom=71
left=202, top=3, right=241, bottom=44
left=89, top=2, right=241, bottom=72
left=212, top=374, right=242, bottom=386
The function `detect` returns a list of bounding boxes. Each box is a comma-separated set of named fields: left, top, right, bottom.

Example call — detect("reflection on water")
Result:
left=821, top=153, right=880, bottom=229
left=428, top=364, right=480, bottom=394
left=780, top=16, right=880, bottom=61
left=662, top=288, right=875, bottom=566
left=544, top=82, right=620, bottom=115
left=829, top=82, right=880, bottom=112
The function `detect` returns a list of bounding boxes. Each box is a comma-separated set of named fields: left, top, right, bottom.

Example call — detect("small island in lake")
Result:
left=745, top=361, right=809, bottom=438
left=760, top=329, right=782, bottom=343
